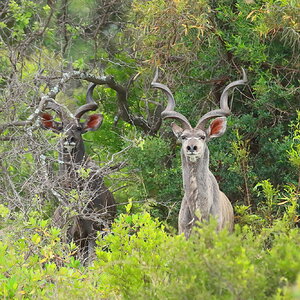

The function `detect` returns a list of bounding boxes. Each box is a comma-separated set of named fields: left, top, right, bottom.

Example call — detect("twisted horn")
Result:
left=75, top=83, right=99, bottom=119
left=151, top=68, right=192, bottom=130
left=196, top=68, right=247, bottom=130
left=220, top=68, right=247, bottom=111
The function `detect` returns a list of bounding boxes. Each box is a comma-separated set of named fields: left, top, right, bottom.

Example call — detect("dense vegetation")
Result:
left=0, top=0, right=299, bottom=298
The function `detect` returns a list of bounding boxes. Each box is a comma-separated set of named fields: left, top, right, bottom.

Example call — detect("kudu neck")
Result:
left=181, top=145, right=211, bottom=220
left=59, top=140, right=86, bottom=173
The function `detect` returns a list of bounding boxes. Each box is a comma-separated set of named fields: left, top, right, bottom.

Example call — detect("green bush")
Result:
left=0, top=211, right=90, bottom=299
left=0, top=195, right=299, bottom=299
left=91, top=209, right=300, bottom=299
left=125, top=135, right=182, bottom=224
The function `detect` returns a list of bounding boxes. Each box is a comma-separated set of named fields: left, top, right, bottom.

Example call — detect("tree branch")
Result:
left=59, top=71, right=162, bottom=135
left=1, top=70, right=164, bottom=136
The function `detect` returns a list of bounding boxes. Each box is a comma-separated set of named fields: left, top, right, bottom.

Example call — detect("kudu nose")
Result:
left=68, top=137, right=76, bottom=144
left=63, top=136, right=77, bottom=152
left=187, top=145, right=197, bottom=152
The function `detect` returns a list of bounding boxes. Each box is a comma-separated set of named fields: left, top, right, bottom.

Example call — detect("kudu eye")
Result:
left=181, top=135, right=186, bottom=140
left=200, top=136, right=205, bottom=140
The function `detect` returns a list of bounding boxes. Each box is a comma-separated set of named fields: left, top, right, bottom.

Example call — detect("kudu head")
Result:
left=151, top=68, right=247, bottom=162
left=40, top=84, right=103, bottom=164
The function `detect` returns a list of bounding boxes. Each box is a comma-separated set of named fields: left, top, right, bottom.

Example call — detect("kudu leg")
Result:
left=178, top=201, right=194, bottom=238
left=87, top=238, right=96, bottom=265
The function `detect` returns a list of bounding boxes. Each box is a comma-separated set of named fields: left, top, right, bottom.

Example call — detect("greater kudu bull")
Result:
left=151, top=69, right=247, bottom=238
left=40, top=84, right=116, bottom=263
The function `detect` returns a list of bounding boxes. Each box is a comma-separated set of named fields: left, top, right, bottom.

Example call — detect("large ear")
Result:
left=82, top=114, right=103, bottom=133
left=40, top=113, right=61, bottom=132
left=206, top=117, right=227, bottom=140
left=171, top=122, right=184, bottom=138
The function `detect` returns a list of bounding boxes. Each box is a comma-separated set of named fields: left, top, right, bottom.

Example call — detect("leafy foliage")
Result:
left=1, top=206, right=300, bottom=298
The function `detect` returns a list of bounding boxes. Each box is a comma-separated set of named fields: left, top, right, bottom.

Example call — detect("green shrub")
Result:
left=91, top=208, right=300, bottom=299
left=0, top=201, right=300, bottom=299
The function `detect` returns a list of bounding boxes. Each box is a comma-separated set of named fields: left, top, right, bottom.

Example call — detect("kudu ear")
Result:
left=206, top=117, right=227, bottom=140
left=171, top=122, right=184, bottom=138
left=82, top=114, right=103, bottom=133
left=40, top=113, right=62, bottom=132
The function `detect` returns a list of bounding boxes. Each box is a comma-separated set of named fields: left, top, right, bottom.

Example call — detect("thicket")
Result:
left=0, top=0, right=299, bottom=298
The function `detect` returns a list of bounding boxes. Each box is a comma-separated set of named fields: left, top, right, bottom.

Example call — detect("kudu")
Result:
left=151, top=69, right=247, bottom=238
left=40, top=84, right=116, bottom=262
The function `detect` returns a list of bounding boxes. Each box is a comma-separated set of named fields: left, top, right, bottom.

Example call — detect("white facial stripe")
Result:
left=64, top=141, right=76, bottom=146
left=184, top=137, right=203, bottom=141
left=63, top=141, right=76, bottom=152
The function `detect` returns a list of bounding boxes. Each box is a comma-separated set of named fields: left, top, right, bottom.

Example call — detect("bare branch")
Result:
left=1, top=70, right=164, bottom=137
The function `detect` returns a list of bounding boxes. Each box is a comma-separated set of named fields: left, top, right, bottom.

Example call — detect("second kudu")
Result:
left=40, top=83, right=116, bottom=262
left=152, top=69, right=247, bottom=238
